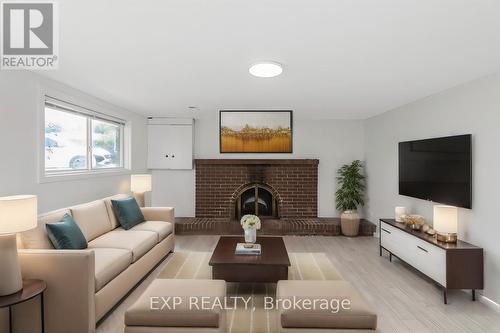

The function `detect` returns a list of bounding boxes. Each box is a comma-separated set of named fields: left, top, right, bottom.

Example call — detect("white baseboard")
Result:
left=477, top=293, right=500, bottom=313
left=465, top=290, right=500, bottom=313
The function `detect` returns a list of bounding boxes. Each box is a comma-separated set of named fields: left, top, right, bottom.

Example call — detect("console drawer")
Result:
left=413, top=238, right=447, bottom=286
left=381, top=221, right=446, bottom=286
left=380, top=222, right=418, bottom=267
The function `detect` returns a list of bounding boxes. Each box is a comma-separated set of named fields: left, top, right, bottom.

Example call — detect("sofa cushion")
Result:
left=277, top=280, right=377, bottom=330
left=103, top=194, right=130, bottom=229
left=71, top=200, right=113, bottom=241
left=129, top=221, right=173, bottom=241
left=88, top=230, right=157, bottom=262
left=125, top=279, right=226, bottom=328
left=92, top=248, right=132, bottom=291
left=46, top=214, right=88, bottom=250
left=20, top=208, right=71, bottom=249
left=111, top=197, right=145, bottom=230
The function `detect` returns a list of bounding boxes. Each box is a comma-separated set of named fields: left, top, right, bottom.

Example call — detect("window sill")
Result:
left=39, top=168, right=131, bottom=184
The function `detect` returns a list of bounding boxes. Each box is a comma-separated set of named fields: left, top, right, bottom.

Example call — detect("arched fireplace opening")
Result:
left=235, top=184, right=278, bottom=219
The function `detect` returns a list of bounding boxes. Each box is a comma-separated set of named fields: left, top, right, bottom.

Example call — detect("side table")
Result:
left=0, top=279, right=46, bottom=333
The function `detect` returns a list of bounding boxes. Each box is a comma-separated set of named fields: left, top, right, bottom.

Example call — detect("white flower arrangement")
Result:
left=240, top=214, right=261, bottom=230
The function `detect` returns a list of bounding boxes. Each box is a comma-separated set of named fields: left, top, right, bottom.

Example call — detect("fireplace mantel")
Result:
left=195, top=159, right=319, bottom=165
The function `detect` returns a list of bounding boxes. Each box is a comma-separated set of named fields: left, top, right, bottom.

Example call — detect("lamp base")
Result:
left=133, top=192, right=145, bottom=208
left=0, top=234, right=23, bottom=296
left=436, top=232, right=457, bottom=243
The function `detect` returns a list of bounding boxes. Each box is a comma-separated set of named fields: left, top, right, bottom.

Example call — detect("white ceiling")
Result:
left=41, top=0, right=500, bottom=119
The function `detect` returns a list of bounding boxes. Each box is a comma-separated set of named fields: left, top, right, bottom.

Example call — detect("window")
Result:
left=44, top=98, right=126, bottom=176
left=91, top=119, right=122, bottom=169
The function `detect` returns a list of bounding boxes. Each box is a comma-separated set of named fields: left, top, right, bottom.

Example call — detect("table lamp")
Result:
left=131, top=174, right=152, bottom=207
left=433, top=205, right=458, bottom=243
left=395, top=206, right=408, bottom=222
left=0, top=195, right=37, bottom=296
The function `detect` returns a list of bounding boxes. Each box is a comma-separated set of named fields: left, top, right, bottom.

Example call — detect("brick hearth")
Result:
left=174, top=217, right=376, bottom=236
left=195, top=159, right=319, bottom=218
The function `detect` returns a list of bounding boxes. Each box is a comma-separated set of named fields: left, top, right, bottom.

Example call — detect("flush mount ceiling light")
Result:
left=249, top=62, right=283, bottom=78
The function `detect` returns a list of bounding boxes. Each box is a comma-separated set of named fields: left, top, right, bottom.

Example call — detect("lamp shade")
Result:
left=131, top=174, right=152, bottom=193
left=433, top=205, right=458, bottom=234
left=0, top=195, right=37, bottom=234
left=395, top=206, right=408, bottom=222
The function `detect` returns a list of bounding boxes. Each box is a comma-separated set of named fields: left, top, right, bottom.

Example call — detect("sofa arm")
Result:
left=141, top=207, right=175, bottom=224
left=13, top=249, right=96, bottom=333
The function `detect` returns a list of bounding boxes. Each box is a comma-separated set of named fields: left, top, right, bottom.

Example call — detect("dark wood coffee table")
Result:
left=209, top=236, right=290, bottom=283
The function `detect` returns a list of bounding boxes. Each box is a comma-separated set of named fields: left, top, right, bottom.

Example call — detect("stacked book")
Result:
left=235, top=243, right=261, bottom=255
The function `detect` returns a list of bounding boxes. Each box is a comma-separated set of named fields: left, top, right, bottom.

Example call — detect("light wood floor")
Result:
left=97, top=235, right=500, bottom=333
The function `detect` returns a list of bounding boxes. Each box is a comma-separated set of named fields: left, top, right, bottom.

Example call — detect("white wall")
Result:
left=152, top=116, right=365, bottom=217
left=364, top=72, right=500, bottom=305
left=0, top=71, right=148, bottom=213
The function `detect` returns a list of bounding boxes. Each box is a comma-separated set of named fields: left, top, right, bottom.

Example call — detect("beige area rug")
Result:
left=157, top=251, right=342, bottom=333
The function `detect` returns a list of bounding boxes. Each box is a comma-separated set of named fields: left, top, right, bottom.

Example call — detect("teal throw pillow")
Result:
left=111, top=197, right=145, bottom=230
left=46, top=214, right=88, bottom=250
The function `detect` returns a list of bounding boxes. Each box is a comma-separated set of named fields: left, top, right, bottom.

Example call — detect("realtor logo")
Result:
left=1, top=1, right=58, bottom=69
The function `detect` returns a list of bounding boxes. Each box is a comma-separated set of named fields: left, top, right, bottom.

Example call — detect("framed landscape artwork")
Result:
left=220, top=110, right=293, bottom=153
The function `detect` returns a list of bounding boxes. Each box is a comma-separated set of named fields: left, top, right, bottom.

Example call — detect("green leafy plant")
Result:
left=335, top=160, right=365, bottom=212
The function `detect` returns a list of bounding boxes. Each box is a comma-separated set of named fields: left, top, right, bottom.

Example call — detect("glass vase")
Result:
left=244, top=228, right=257, bottom=243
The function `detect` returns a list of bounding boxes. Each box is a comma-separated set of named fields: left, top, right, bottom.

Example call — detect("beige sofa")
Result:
left=1, top=194, right=175, bottom=333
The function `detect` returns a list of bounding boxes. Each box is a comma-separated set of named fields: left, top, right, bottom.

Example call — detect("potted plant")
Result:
left=335, top=160, right=365, bottom=236
left=240, top=214, right=261, bottom=243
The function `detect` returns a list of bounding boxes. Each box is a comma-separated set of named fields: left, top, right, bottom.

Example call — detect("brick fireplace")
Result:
left=195, top=159, right=319, bottom=219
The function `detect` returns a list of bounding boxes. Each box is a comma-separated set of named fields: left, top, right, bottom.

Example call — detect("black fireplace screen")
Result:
left=237, top=185, right=277, bottom=218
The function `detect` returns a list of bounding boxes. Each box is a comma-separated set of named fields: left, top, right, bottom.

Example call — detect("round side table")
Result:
left=0, top=279, right=46, bottom=333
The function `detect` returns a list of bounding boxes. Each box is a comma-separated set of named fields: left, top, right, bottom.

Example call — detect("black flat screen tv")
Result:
left=399, top=134, right=472, bottom=209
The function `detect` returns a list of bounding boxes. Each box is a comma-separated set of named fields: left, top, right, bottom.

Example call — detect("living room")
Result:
left=1, top=1, right=500, bottom=332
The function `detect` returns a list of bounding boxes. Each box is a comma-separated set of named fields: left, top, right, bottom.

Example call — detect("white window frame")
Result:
left=38, top=90, right=132, bottom=183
